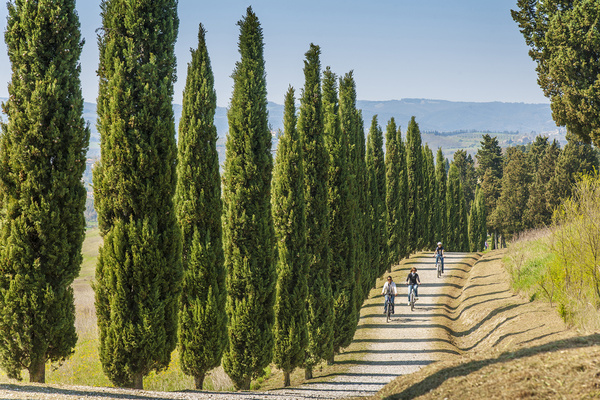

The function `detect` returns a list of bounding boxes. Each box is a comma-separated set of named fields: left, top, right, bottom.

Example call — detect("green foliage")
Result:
left=476, top=134, right=503, bottom=234
left=0, top=0, right=89, bottom=382
left=325, top=69, right=358, bottom=355
left=297, top=44, right=334, bottom=373
left=222, top=8, right=275, bottom=390
left=446, top=163, right=461, bottom=250
left=272, top=87, right=308, bottom=383
left=367, top=115, right=388, bottom=279
left=397, top=128, right=410, bottom=259
left=423, top=145, right=437, bottom=250
left=93, top=0, right=181, bottom=389
left=492, top=147, right=532, bottom=241
left=385, top=118, right=402, bottom=266
left=435, top=148, right=448, bottom=246
left=406, top=117, right=425, bottom=252
left=175, top=24, right=226, bottom=390
left=512, top=0, right=600, bottom=146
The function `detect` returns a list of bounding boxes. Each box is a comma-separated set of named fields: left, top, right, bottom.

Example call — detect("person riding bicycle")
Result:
left=406, top=267, right=421, bottom=304
left=382, top=275, right=397, bottom=314
left=433, top=241, right=445, bottom=274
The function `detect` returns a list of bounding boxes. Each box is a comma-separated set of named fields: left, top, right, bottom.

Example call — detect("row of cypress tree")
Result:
left=0, top=1, right=488, bottom=390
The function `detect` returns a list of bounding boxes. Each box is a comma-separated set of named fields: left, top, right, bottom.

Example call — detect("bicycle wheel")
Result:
left=410, top=290, right=415, bottom=311
left=386, top=302, right=391, bottom=323
left=437, top=260, right=441, bottom=278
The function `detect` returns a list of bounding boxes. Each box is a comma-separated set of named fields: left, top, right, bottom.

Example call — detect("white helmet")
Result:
left=437, top=242, right=442, bottom=246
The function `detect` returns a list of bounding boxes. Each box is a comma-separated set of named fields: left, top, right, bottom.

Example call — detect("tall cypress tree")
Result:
left=446, top=163, right=461, bottom=251
left=0, top=0, right=89, bottom=383
left=385, top=118, right=401, bottom=267
left=325, top=69, right=357, bottom=359
left=272, top=87, right=308, bottom=387
left=423, top=145, right=437, bottom=250
left=175, top=24, right=226, bottom=390
left=297, top=44, right=333, bottom=379
left=93, top=0, right=181, bottom=389
left=222, top=8, right=275, bottom=390
left=366, top=115, right=387, bottom=276
left=355, top=111, right=371, bottom=300
left=406, top=117, right=425, bottom=253
left=397, top=127, right=410, bottom=259
left=435, top=148, right=447, bottom=246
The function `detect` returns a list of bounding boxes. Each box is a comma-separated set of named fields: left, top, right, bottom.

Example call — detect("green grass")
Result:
left=503, top=229, right=554, bottom=296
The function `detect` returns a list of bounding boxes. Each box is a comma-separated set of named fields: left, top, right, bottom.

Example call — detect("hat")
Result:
left=437, top=242, right=442, bottom=245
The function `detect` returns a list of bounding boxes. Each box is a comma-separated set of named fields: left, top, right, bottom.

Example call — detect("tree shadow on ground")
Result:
left=383, top=334, right=600, bottom=400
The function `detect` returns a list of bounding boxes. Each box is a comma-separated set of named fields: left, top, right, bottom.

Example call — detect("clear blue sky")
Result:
left=0, top=0, right=548, bottom=108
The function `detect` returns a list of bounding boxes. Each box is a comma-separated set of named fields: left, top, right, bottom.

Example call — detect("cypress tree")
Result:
left=272, top=87, right=308, bottom=387
left=0, top=0, right=89, bottom=382
left=423, top=145, right=437, bottom=250
left=298, top=45, right=333, bottom=378
left=446, top=163, right=461, bottom=251
left=93, top=0, right=181, bottom=389
left=222, top=8, right=276, bottom=390
left=366, top=115, right=387, bottom=277
left=297, top=44, right=333, bottom=380
left=406, top=117, right=425, bottom=253
left=468, top=196, right=479, bottom=252
left=175, top=24, right=226, bottom=390
left=355, top=111, right=372, bottom=299
left=325, top=69, right=358, bottom=359
left=435, top=149, right=448, bottom=246
left=385, top=118, right=401, bottom=267
left=476, top=134, right=503, bottom=243
left=397, top=128, right=410, bottom=259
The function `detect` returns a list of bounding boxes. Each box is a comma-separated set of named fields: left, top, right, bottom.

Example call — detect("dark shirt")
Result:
left=435, top=246, right=444, bottom=255
left=406, top=272, right=420, bottom=285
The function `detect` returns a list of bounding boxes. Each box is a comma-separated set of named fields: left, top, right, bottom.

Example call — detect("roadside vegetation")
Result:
left=504, top=172, right=600, bottom=332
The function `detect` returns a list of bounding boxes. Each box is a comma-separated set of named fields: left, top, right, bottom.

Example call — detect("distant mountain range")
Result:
left=1, top=98, right=560, bottom=158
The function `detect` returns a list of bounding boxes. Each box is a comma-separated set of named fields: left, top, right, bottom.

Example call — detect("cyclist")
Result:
left=433, top=241, right=445, bottom=274
left=406, top=267, right=421, bottom=304
left=381, top=275, right=397, bottom=314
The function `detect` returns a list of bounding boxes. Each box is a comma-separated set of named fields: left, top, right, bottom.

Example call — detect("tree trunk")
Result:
left=305, top=366, right=313, bottom=380
left=327, top=354, right=334, bottom=365
left=194, top=373, right=205, bottom=390
left=283, top=371, right=291, bottom=387
left=240, top=376, right=251, bottom=390
left=29, top=360, right=45, bottom=383
left=132, top=372, right=143, bottom=390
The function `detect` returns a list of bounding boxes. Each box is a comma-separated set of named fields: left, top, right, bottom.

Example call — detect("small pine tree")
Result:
left=175, top=24, right=226, bottom=390
left=297, top=44, right=333, bottom=379
left=0, top=0, right=89, bottom=382
left=272, top=87, right=308, bottom=387
left=222, top=8, right=276, bottom=390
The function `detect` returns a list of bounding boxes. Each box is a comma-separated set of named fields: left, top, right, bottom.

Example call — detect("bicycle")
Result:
left=409, top=285, right=417, bottom=311
left=435, top=255, right=443, bottom=278
left=384, top=295, right=394, bottom=323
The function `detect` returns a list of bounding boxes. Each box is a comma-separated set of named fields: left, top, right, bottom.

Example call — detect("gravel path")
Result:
left=0, top=252, right=459, bottom=400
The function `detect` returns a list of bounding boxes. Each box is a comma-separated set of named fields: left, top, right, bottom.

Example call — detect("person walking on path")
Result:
left=406, top=267, right=421, bottom=304
left=381, top=275, right=397, bottom=314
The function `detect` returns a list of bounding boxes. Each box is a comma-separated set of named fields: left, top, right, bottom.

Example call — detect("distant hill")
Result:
left=0, top=97, right=556, bottom=159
